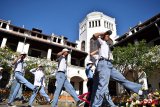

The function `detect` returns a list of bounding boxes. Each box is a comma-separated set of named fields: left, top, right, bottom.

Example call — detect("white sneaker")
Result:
left=138, top=90, right=143, bottom=95
left=7, top=103, right=16, bottom=107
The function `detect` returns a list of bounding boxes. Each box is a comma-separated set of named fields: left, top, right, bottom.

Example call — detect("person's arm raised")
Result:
left=91, top=32, right=104, bottom=40
left=57, top=51, right=63, bottom=57
left=90, top=50, right=98, bottom=56
left=12, top=55, right=22, bottom=65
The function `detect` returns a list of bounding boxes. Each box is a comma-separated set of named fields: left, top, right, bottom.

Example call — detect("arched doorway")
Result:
left=81, top=41, right=85, bottom=51
left=70, top=76, right=84, bottom=95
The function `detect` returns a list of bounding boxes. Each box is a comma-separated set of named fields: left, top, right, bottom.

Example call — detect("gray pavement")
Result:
left=0, top=100, right=83, bottom=107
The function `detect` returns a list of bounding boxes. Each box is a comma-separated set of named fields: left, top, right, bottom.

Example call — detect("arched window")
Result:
left=90, top=39, right=98, bottom=53
left=90, top=39, right=99, bottom=62
left=81, top=41, right=85, bottom=51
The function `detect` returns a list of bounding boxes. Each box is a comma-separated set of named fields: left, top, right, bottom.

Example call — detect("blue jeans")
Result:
left=51, top=72, right=80, bottom=107
left=8, top=79, right=23, bottom=100
left=29, top=86, right=50, bottom=106
left=8, top=71, right=35, bottom=104
left=91, top=60, right=142, bottom=107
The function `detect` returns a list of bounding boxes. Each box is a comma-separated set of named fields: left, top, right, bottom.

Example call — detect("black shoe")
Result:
left=76, top=100, right=83, bottom=106
left=7, top=103, right=16, bottom=107
left=49, top=99, right=53, bottom=104
left=0, top=99, right=3, bottom=103
left=28, top=105, right=34, bottom=107
left=22, top=99, right=28, bottom=104
left=14, top=98, right=18, bottom=101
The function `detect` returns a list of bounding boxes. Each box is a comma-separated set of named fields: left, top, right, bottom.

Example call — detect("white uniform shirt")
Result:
left=138, top=71, right=148, bottom=90
left=0, top=75, right=2, bottom=80
left=58, top=56, right=67, bottom=72
left=97, top=37, right=113, bottom=60
left=30, top=68, right=45, bottom=87
left=14, top=59, right=25, bottom=73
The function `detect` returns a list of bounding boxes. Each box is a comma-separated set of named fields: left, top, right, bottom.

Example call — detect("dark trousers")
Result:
left=84, top=78, right=93, bottom=107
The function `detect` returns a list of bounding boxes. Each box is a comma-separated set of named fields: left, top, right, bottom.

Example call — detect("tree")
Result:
left=112, top=40, right=160, bottom=80
left=0, top=47, right=16, bottom=87
left=0, top=47, right=57, bottom=88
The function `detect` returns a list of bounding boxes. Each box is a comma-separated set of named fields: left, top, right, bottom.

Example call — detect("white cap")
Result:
left=0, top=67, right=3, bottom=70
left=87, top=61, right=93, bottom=64
left=62, top=48, right=70, bottom=52
left=38, top=64, right=43, bottom=67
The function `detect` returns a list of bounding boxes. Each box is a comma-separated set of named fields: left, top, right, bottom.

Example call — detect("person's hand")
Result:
left=18, top=54, right=23, bottom=59
left=91, top=35, right=97, bottom=40
left=6, top=84, right=11, bottom=89
left=90, top=53, right=93, bottom=57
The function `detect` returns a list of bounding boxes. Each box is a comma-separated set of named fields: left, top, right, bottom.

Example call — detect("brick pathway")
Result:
left=0, top=100, right=84, bottom=107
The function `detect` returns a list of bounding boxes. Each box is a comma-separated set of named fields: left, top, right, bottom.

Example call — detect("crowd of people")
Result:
left=0, top=30, right=151, bottom=107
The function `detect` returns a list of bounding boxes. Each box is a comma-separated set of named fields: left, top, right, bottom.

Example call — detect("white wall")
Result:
left=77, top=11, right=118, bottom=65
left=67, top=65, right=88, bottom=93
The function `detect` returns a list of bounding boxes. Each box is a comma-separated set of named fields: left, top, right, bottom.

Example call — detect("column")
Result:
left=16, top=42, right=30, bottom=54
left=56, top=37, right=58, bottom=43
left=1, top=38, right=7, bottom=48
left=61, top=36, right=64, bottom=45
left=17, top=42, right=24, bottom=53
left=67, top=53, right=71, bottom=66
left=6, top=24, right=9, bottom=30
left=47, top=48, right=52, bottom=60
left=23, top=43, right=30, bottom=54
left=129, top=31, right=132, bottom=36
left=134, top=28, right=137, bottom=33
left=0, top=22, right=2, bottom=27
left=100, top=19, right=103, bottom=27
left=83, top=80, right=88, bottom=93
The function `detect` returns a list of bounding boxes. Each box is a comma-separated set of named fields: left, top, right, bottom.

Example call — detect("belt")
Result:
left=99, top=57, right=112, bottom=62
left=15, top=71, right=24, bottom=75
left=57, top=71, right=65, bottom=73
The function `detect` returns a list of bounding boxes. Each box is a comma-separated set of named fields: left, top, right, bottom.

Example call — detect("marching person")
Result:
left=7, top=52, right=39, bottom=106
left=84, top=61, right=94, bottom=107
left=91, top=30, right=143, bottom=107
left=50, top=48, right=82, bottom=107
left=138, top=70, right=148, bottom=98
left=28, top=65, right=50, bottom=107
left=8, top=78, right=27, bottom=104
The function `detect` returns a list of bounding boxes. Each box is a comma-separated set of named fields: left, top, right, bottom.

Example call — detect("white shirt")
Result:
left=0, top=75, right=2, bottom=80
left=14, top=59, right=25, bottom=73
left=58, top=56, right=67, bottom=72
left=138, top=71, right=148, bottom=90
left=30, top=68, right=45, bottom=87
left=97, top=37, right=113, bottom=60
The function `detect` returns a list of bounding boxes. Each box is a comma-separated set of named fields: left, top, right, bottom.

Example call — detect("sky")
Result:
left=0, top=0, right=160, bottom=42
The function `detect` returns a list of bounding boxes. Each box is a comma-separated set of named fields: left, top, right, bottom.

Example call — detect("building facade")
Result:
left=1, top=12, right=159, bottom=96
left=0, top=19, right=88, bottom=94
left=76, top=11, right=118, bottom=65
left=0, top=12, right=121, bottom=96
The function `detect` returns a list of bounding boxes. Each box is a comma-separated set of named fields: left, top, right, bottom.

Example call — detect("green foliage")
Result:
left=0, top=47, right=57, bottom=87
left=112, top=40, right=160, bottom=76
left=0, top=47, right=16, bottom=87
left=0, top=47, right=16, bottom=73
left=25, top=56, right=57, bottom=76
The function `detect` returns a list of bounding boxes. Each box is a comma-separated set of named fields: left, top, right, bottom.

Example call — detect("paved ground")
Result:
left=0, top=100, right=84, bottom=107
left=0, top=101, right=50, bottom=107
